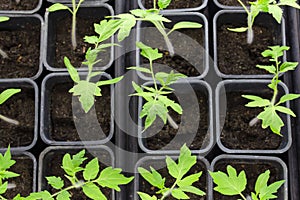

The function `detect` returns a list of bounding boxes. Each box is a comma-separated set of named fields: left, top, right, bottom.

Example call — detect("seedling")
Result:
left=65, top=19, right=123, bottom=113
left=137, top=144, right=205, bottom=200
left=230, top=0, right=300, bottom=44
left=129, top=42, right=186, bottom=130
left=25, top=150, right=133, bottom=200
left=209, top=165, right=285, bottom=200
left=48, top=0, right=85, bottom=50
left=242, top=46, right=300, bottom=135
left=0, top=17, right=9, bottom=59
left=0, top=88, right=21, bottom=125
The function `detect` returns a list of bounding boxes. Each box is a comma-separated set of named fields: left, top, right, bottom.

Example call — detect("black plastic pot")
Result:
left=38, top=145, right=115, bottom=199
left=211, top=154, right=288, bottom=200
left=40, top=72, right=115, bottom=145
left=136, top=12, right=209, bottom=80
left=0, top=78, right=38, bottom=151
left=216, top=80, right=292, bottom=154
left=213, top=10, right=286, bottom=78
left=137, top=80, right=213, bottom=154
left=43, top=3, right=114, bottom=71
left=134, top=155, right=212, bottom=200
left=0, top=0, right=42, bottom=14
left=0, top=14, right=43, bottom=80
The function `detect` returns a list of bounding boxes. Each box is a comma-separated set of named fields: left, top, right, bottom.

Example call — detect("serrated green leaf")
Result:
left=115, top=14, right=136, bottom=41
left=245, top=99, right=271, bottom=107
left=257, top=106, right=284, bottom=135
left=261, top=46, right=289, bottom=59
left=171, top=188, right=189, bottom=199
left=180, top=185, right=205, bottom=196
left=256, top=65, right=276, bottom=74
left=64, top=57, right=80, bottom=83
left=62, top=150, right=86, bottom=177
left=142, top=100, right=168, bottom=129
left=252, top=192, right=259, bottom=200
left=95, top=19, right=122, bottom=43
left=227, top=27, right=248, bottom=32
left=278, top=0, right=300, bottom=9
left=28, top=191, right=53, bottom=200
left=255, top=170, right=270, bottom=195
left=0, top=182, right=7, bottom=194
left=144, top=13, right=171, bottom=23
left=259, top=180, right=285, bottom=200
left=242, top=95, right=264, bottom=101
left=158, top=96, right=183, bottom=114
left=132, top=82, right=153, bottom=102
left=57, top=190, right=70, bottom=200
left=48, top=3, right=69, bottom=12
left=137, top=192, right=157, bottom=200
left=0, top=17, right=9, bottom=23
left=83, top=158, right=99, bottom=181
left=0, top=89, right=21, bottom=105
left=82, top=182, right=106, bottom=200
left=84, top=36, right=99, bottom=44
left=280, top=62, right=298, bottom=73
left=275, top=106, right=296, bottom=117
left=277, top=94, right=300, bottom=105
left=169, top=21, right=202, bottom=35
left=46, top=176, right=64, bottom=190
left=96, top=76, right=123, bottom=87
left=127, top=66, right=151, bottom=74
left=138, top=167, right=165, bottom=189
left=177, top=172, right=202, bottom=187
left=130, top=9, right=147, bottom=17
left=96, top=167, right=134, bottom=191
left=158, top=0, right=171, bottom=9
left=0, top=171, right=19, bottom=179
left=136, top=42, right=163, bottom=62
left=268, top=5, right=283, bottom=23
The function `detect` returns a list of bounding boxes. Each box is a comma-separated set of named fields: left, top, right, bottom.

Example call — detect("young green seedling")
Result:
left=0, top=17, right=9, bottom=59
left=242, top=46, right=300, bottom=135
left=230, top=0, right=300, bottom=44
left=209, top=165, right=285, bottom=200
left=0, top=146, right=20, bottom=200
left=48, top=0, right=85, bottom=50
left=0, top=88, right=21, bottom=125
left=129, top=42, right=186, bottom=130
left=137, top=144, right=205, bottom=200
left=65, top=19, right=123, bottom=113
left=110, top=0, right=202, bottom=56
left=25, top=150, right=133, bottom=200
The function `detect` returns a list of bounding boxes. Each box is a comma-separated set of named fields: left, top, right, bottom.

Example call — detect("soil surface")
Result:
left=139, top=159, right=207, bottom=199
left=217, top=0, right=250, bottom=6
left=141, top=28, right=204, bottom=77
left=217, top=25, right=276, bottom=75
left=0, top=87, right=35, bottom=148
left=143, top=89, right=209, bottom=151
left=43, top=149, right=112, bottom=200
left=213, top=160, right=282, bottom=199
left=143, top=0, right=203, bottom=9
left=52, top=15, right=110, bottom=68
left=221, top=91, right=282, bottom=150
left=0, top=0, right=39, bottom=10
left=4, top=155, right=34, bottom=199
left=50, top=82, right=111, bottom=141
left=0, top=22, right=41, bottom=78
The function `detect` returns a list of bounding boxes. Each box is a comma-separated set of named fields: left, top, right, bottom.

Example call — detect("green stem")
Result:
left=149, top=60, right=158, bottom=93
left=239, top=193, right=247, bottom=200
left=0, top=195, right=6, bottom=200
left=237, top=0, right=250, bottom=15
left=153, top=0, right=157, bottom=9
left=0, top=114, right=19, bottom=125
left=152, top=21, right=175, bottom=56
left=160, top=180, right=179, bottom=200
left=271, top=57, right=279, bottom=105
left=247, top=14, right=254, bottom=44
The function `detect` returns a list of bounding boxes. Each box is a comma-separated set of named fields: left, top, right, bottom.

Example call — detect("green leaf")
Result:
left=244, top=99, right=271, bottom=107
left=0, top=171, right=19, bottom=179
left=82, top=182, right=106, bottom=200
left=141, top=100, right=168, bottom=130
left=57, top=190, right=70, bottom=200
left=130, top=9, right=147, bottom=17
left=171, top=188, right=189, bottom=199
left=255, top=170, right=270, bottom=195
left=48, top=3, right=69, bottom=12
left=259, top=180, right=285, bottom=200
left=64, top=57, right=80, bottom=83
left=169, top=22, right=202, bottom=35
left=84, top=36, right=99, bottom=44
left=0, top=17, right=9, bottom=23
left=209, top=165, right=247, bottom=196
left=278, top=0, right=300, bottom=9
left=0, top=182, right=7, bottom=194
left=256, top=65, right=276, bottom=74
left=0, top=146, right=17, bottom=172
left=138, top=167, right=165, bottom=189
left=46, top=176, right=64, bottom=190
left=127, top=66, right=151, bottom=74
left=261, top=46, right=289, bottom=59
left=158, top=0, right=172, bottom=9
left=96, top=167, right=134, bottom=191
left=144, top=13, right=171, bottom=23
left=28, top=191, right=53, bottom=200
left=62, top=150, right=86, bottom=177
left=177, top=172, right=202, bottom=187
left=280, top=62, right=298, bottom=73
left=83, top=158, right=99, bottom=181
left=132, top=82, right=153, bottom=102
left=227, top=27, right=248, bottom=32
left=158, top=96, right=183, bottom=114
left=137, top=192, right=157, bottom=200
left=180, top=185, right=205, bottom=196
left=136, top=42, right=163, bottom=62
left=0, top=89, right=21, bottom=105
left=96, top=76, right=123, bottom=87
left=114, top=14, right=136, bottom=41
left=242, top=95, right=264, bottom=101
left=268, top=5, right=283, bottom=23
left=275, top=105, right=296, bottom=117
left=95, top=20, right=123, bottom=43
left=257, top=106, right=284, bottom=135
left=277, top=93, right=300, bottom=105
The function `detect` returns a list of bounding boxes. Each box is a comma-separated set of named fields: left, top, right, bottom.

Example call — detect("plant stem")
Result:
left=160, top=180, right=179, bottom=200
left=153, top=0, right=157, bottom=9
left=167, top=113, right=179, bottom=129
left=0, top=48, right=8, bottom=59
left=249, top=116, right=259, bottom=126
left=71, top=0, right=77, bottom=50
left=0, top=114, right=19, bottom=125
left=239, top=193, right=247, bottom=200
left=236, top=0, right=254, bottom=44
left=153, top=21, right=175, bottom=56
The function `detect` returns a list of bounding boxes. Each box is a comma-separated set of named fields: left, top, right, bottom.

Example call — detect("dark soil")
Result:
left=217, top=25, right=276, bottom=75
left=144, top=89, right=209, bottom=151
left=43, top=149, right=112, bottom=200
left=0, top=0, right=39, bottom=10
left=50, top=82, right=111, bottom=141
left=0, top=22, right=41, bottom=78
left=52, top=14, right=110, bottom=68
left=217, top=0, right=250, bottom=6
left=221, top=91, right=282, bottom=150
left=4, top=155, right=34, bottom=199
left=213, top=160, right=282, bottom=199
left=143, top=0, right=203, bottom=9
left=139, top=159, right=207, bottom=199
left=141, top=29, right=204, bottom=77
left=0, top=87, right=35, bottom=148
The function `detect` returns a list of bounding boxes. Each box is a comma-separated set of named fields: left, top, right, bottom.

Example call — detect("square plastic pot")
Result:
left=38, top=145, right=115, bottom=199
left=43, top=3, right=114, bottom=72
left=134, top=155, right=212, bottom=200
left=0, top=78, right=38, bottom=151
left=216, top=80, right=292, bottom=154
left=137, top=80, right=214, bottom=155
left=213, top=0, right=246, bottom=9
left=40, top=72, right=115, bottom=145
left=211, top=154, right=288, bottom=200
left=213, top=10, right=286, bottom=78
left=0, top=0, right=42, bottom=14
left=0, top=14, right=43, bottom=80
left=136, top=12, right=209, bottom=80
